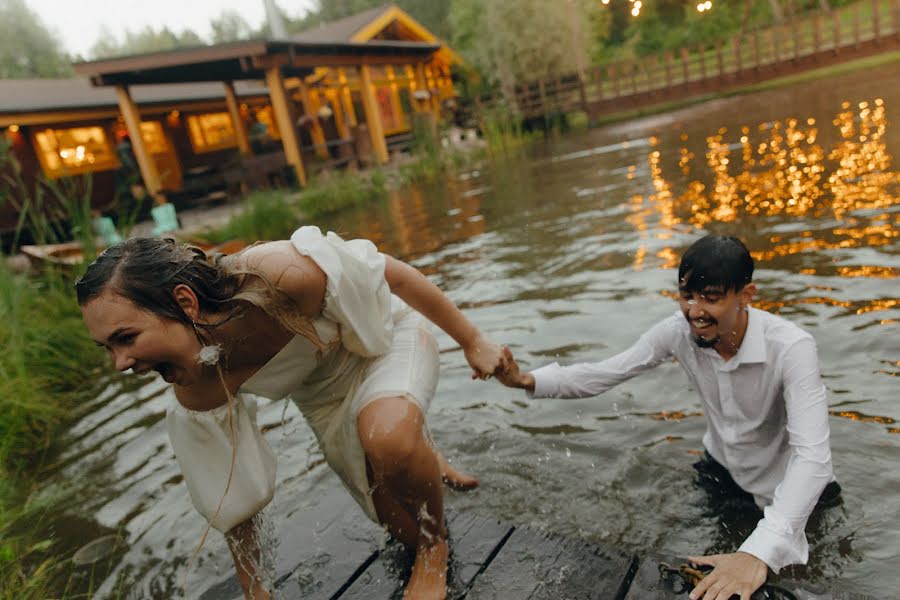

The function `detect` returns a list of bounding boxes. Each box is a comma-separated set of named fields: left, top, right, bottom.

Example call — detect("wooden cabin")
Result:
left=0, top=4, right=459, bottom=238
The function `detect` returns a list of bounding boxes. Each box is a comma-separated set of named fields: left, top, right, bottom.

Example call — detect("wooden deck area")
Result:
left=199, top=493, right=874, bottom=600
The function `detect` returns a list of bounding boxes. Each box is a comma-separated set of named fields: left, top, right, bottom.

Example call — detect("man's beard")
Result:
left=693, top=333, right=720, bottom=348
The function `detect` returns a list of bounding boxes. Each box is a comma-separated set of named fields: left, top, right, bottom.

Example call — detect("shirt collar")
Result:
left=733, top=307, right=766, bottom=364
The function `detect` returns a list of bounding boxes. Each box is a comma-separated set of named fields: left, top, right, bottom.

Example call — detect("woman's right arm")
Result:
left=227, top=518, right=272, bottom=600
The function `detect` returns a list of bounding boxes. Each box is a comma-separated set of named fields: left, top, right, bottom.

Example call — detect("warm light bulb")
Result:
left=705, top=1, right=712, bottom=8
left=8, top=124, right=19, bottom=133
left=631, top=6, right=640, bottom=15
left=635, top=1, right=642, bottom=7
left=697, top=3, right=705, bottom=10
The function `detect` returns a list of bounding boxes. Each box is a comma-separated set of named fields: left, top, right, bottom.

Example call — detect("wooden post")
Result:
left=853, top=2, right=860, bottom=48
left=680, top=47, right=690, bottom=85
left=733, top=36, right=742, bottom=75
left=297, top=80, right=329, bottom=159
left=752, top=28, right=761, bottom=70
left=832, top=10, right=841, bottom=54
left=629, top=62, right=638, bottom=94
left=115, top=85, right=164, bottom=204
left=609, top=65, right=619, bottom=98
left=338, top=68, right=358, bottom=127
left=716, top=40, right=725, bottom=78
left=773, top=25, right=782, bottom=63
left=358, top=64, right=389, bottom=164
left=327, top=89, right=350, bottom=140
left=697, top=45, right=707, bottom=80
left=872, top=0, right=881, bottom=40
left=223, top=81, right=251, bottom=156
left=264, top=66, right=307, bottom=186
left=813, top=14, right=822, bottom=55
left=792, top=18, right=800, bottom=60
left=664, top=51, right=673, bottom=88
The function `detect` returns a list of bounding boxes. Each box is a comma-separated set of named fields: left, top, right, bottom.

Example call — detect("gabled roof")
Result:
left=294, top=4, right=460, bottom=64
left=292, top=5, right=391, bottom=43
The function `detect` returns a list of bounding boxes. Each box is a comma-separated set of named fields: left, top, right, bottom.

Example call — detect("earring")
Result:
left=193, top=320, right=223, bottom=366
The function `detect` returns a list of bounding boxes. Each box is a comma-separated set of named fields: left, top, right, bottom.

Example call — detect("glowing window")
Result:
left=139, top=121, right=168, bottom=153
left=186, top=112, right=237, bottom=153
left=253, top=106, right=281, bottom=140
left=32, top=126, right=118, bottom=178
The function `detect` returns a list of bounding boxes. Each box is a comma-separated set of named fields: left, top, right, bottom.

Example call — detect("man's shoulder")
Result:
left=752, top=307, right=815, bottom=350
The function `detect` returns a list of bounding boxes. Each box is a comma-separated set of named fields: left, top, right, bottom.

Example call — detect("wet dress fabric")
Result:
left=166, top=226, right=440, bottom=532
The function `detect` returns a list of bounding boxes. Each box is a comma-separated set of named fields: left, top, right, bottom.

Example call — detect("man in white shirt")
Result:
left=495, top=235, right=840, bottom=600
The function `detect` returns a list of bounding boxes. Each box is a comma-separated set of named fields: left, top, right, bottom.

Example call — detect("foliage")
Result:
left=297, top=169, right=387, bottom=218
left=0, top=0, right=72, bottom=78
left=449, top=0, right=608, bottom=107
left=210, top=10, right=254, bottom=44
left=89, top=24, right=206, bottom=59
left=200, top=190, right=301, bottom=244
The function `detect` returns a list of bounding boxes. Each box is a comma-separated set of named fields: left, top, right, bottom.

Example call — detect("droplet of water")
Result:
left=72, top=535, right=119, bottom=566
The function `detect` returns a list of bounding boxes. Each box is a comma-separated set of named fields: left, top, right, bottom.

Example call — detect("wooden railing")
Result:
left=482, top=0, right=900, bottom=120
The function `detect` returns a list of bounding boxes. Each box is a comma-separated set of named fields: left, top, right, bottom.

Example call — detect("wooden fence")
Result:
left=489, top=0, right=900, bottom=121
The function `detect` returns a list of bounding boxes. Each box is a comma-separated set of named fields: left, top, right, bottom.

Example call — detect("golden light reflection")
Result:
left=829, top=410, right=895, bottom=425
left=640, top=100, right=899, bottom=277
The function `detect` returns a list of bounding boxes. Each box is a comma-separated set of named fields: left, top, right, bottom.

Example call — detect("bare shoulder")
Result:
left=233, top=240, right=327, bottom=317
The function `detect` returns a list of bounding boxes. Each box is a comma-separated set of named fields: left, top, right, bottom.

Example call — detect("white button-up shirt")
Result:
left=529, top=307, right=834, bottom=572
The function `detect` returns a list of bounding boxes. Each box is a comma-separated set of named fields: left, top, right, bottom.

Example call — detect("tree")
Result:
left=0, top=0, right=72, bottom=78
left=210, top=10, right=254, bottom=43
left=450, top=0, right=608, bottom=106
left=89, top=25, right=205, bottom=59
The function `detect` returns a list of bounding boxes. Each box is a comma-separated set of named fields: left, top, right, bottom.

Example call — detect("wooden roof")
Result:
left=72, top=39, right=440, bottom=87
left=292, top=5, right=391, bottom=43
left=0, top=78, right=268, bottom=115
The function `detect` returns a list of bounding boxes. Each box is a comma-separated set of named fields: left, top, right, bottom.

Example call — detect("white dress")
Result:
left=166, top=226, right=440, bottom=532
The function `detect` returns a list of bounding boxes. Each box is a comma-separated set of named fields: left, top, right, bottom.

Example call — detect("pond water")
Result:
left=50, top=63, right=899, bottom=598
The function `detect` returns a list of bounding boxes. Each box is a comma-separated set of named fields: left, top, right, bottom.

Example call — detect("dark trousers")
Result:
left=693, top=451, right=842, bottom=511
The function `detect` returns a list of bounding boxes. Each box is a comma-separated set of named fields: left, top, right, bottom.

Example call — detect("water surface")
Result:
left=52, top=63, right=899, bottom=597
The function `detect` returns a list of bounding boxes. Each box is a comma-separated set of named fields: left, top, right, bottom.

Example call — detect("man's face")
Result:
left=678, top=283, right=749, bottom=349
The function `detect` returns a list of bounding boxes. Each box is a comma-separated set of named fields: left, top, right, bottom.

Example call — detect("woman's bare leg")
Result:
left=358, top=397, right=450, bottom=600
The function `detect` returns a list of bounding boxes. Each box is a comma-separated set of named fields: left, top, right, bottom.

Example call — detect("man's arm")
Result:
left=689, top=337, right=833, bottom=600
left=496, top=316, right=679, bottom=398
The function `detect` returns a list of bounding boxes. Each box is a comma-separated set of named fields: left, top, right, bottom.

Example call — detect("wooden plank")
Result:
left=626, top=551, right=878, bottom=600
left=275, top=501, right=382, bottom=599
left=337, top=511, right=513, bottom=600
left=466, top=526, right=634, bottom=600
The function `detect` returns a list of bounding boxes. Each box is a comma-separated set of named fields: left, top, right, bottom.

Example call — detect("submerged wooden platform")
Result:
left=199, top=496, right=873, bottom=600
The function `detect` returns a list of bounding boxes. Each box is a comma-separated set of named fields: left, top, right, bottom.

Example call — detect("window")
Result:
left=186, top=112, right=237, bottom=153
left=32, top=126, right=118, bottom=178
left=139, top=121, right=168, bottom=153
left=253, top=105, right=281, bottom=140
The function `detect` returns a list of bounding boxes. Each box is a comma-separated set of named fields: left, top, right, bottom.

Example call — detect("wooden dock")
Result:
left=198, top=494, right=874, bottom=600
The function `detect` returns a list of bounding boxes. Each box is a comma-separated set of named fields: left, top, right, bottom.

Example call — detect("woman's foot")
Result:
left=436, top=453, right=479, bottom=491
left=403, top=537, right=448, bottom=600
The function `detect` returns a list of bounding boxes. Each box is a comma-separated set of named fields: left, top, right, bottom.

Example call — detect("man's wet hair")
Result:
left=678, top=235, right=754, bottom=293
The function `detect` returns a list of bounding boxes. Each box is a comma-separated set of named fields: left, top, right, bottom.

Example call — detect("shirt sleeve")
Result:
left=166, top=394, right=277, bottom=533
left=290, top=226, right=393, bottom=357
left=738, top=337, right=833, bottom=572
left=530, top=316, right=679, bottom=399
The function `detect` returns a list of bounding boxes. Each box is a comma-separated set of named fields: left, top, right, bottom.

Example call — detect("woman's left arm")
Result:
left=384, top=255, right=504, bottom=379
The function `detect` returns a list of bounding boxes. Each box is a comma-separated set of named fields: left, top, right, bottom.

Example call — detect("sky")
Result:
left=26, top=0, right=316, bottom=58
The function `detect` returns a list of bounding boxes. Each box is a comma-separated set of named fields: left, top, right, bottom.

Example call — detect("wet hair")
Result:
left=678, top=235, right=754, bottom=293
left=75, top=237, right=325, bottom=350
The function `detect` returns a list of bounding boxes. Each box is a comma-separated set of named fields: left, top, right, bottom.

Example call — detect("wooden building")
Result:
left=0, top=5, right=458, bottom=235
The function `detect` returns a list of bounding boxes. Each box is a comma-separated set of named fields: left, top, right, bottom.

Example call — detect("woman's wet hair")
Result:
left=75, top=237, right=241, bottom=325
left=76, top=237, right=327, bottom=351
left=678, top=235, right=754, bottom=293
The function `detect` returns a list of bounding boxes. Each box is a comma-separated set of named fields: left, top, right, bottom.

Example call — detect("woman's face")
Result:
left=81, top=289, right=203, bottom=386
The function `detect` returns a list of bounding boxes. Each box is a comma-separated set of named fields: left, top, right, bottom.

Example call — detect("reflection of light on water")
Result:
left=636, top=99, right=899, bottom=277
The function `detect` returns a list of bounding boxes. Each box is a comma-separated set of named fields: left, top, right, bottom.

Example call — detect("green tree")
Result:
left=0, top=0, right=72, bottom=78
left=89, top=25, right=205, bottom=59
left=210, top=9, right=254, bottom=43
left=450, top=0, right=608, bottom=106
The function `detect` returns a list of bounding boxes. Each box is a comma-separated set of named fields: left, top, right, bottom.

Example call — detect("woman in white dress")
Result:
left=76, top=226, right=504, bottom=600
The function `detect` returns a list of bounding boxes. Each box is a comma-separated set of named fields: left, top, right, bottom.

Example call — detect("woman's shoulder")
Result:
left=232, top=240, right=327, bottom=318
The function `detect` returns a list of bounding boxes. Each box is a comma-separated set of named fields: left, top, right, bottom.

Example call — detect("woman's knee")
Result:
left=358, top=396, right=425, bottom=473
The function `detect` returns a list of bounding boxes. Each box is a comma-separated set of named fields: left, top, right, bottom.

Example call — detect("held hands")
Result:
left=686, top=552, right=768, bottom=600
left=464, top=332, right=506, bottom=380
left=494, top=346, right=535, bottom=391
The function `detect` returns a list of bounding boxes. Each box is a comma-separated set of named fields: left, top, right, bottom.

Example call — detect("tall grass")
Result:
left=297, top=168, right=387, bottom=218
left=199, top=189, right=302, bottom=244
